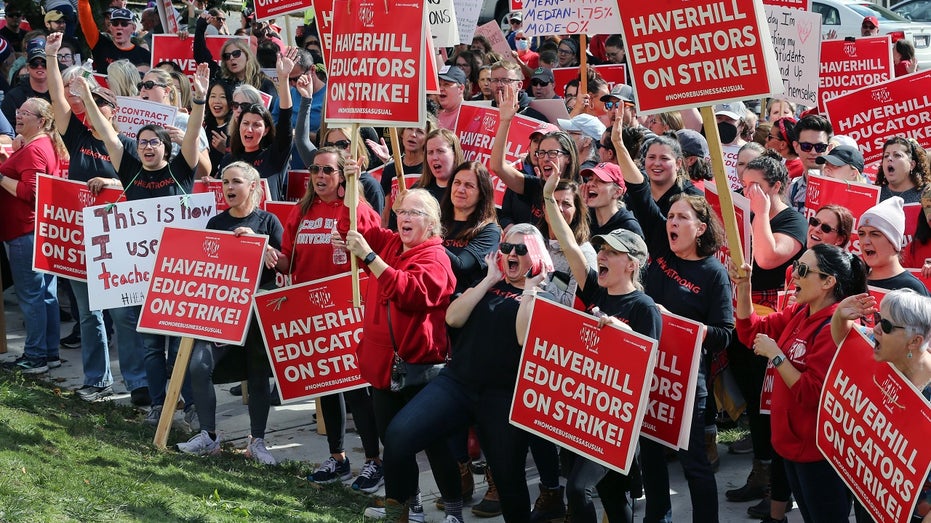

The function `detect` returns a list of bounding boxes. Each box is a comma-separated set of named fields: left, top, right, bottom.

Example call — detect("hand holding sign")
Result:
left=345, top=230, right=372, bottom=261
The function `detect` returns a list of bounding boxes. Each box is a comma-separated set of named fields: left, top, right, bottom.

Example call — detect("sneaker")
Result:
left=362, top=504, right=426, bottom=522
left=184, top=407, right=200, bottom=433
left=246, top=437, right=277, bottom=465
left=130, top=387, right=151, bottom=407
left=61, top=332, right=81, bottom=349
left=76, top=385, right=113, bottom=402
left=144, top=405, right=162, bottom=426
left=351, top=459, right=385, bottom=493
left=308, top=456, right=352, bottom=483
left=177, top=430, right=220, bottom=456
left=2, top=356, right=48, bottom=374
left=230, top=383, right=243, bottom=396
left=443, top=517, right=463, bottom=523
left=46, top=358, right=62, bottom=369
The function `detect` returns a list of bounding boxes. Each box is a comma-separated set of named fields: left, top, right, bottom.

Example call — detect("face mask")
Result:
left=516, top=39, right=528, bottom=51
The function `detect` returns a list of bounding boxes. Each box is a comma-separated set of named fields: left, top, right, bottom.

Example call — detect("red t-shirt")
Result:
left=0, top=135, right=62, bottom=241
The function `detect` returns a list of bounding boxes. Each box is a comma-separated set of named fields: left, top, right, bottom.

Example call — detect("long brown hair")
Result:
left=417, top=129, right=464, bottom=188
left=298, top=147, right=346, bottom=215
left=440, top=161, right=498, bottom=242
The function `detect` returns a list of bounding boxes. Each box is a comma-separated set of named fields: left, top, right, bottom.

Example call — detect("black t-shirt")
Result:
left=589, top=207, right=644, bottom=238
left=578, top=268, right=662, bottom=340
left=869, top=271, right=931, bottom=296
left=751, top=207, right=808, bottom=291
left=0, top=27, right=24, bottom=53
left=206, top=209, right=284, bottom=288
left=117, top=148, right=194, bottom=201
left=359, top=171, right=385, bottom=216
left=379, top=159, right=424, bottom=197
left=219, top=107, right=293, bottom=201
left=647, top=179, right=703, bottom=217
left=446, top=281, right=554, bottom=388
left=91, top=36, right=151, bottom=73
left=61, top=114, right=127, bottom=182
left=444, top=221, right=501, bottom=293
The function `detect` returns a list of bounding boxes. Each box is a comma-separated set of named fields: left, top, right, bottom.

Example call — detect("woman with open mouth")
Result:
left=830, top=289, right=931, bottom=523
left=874, top=137, right=931, bottom=204
left=543, top=158, right=661, bottom=523
left=857, top=197, right=930, bottom=296
left=204, top=81, right=233, bottom=178
left=731, top=244, right=869, bottom=523
left=194, top=12, right=275, bottom=98
left=80, top=63, right=208, bottom=430
left=614, top=121, right=734, bottom=523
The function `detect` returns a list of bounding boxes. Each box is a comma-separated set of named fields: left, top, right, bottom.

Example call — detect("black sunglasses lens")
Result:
left=501, top=243, right=528, bottom=255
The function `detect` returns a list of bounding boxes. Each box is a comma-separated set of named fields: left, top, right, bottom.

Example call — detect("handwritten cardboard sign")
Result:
left=765, top=5, right=821, bottom=107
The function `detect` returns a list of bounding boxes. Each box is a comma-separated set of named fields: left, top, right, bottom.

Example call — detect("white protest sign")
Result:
left=115, top=97, right=179, bottom=141
left=453, top=0, right=482, bottom=44
left=522, top=0, right=620, bottom=37
left=428, top=0, right=460, bottom=48
left=155, top=0, right=180, bottom=34
left=765, top=5, right=821, bottom=107
left=83, top=193, right=216, bottom=310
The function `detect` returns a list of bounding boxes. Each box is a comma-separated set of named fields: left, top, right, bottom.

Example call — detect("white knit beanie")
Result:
left=859, top=196, right=905, bottom=250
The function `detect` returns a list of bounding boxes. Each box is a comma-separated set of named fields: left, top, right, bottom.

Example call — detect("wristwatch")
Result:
left=771, top=354, right=786, bottom=368
left=362, top=252, right=377, bottom=265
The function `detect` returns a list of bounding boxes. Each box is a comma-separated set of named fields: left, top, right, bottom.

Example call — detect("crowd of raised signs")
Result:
left=0, top=1, right=930, bottom=522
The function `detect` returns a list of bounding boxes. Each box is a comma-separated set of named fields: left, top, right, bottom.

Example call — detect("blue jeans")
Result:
left=381, top=372, right=531, bottom=522
left=640, top=395, right=719, bottom=523
left=5, top=235, right=59, bottom=362
left=142, top=333, right=192, bottom=408
left=784, top=459, right=851, bottom=523
left=107, top=306, right=148, bottom=392
left=69, top=280, right=111, bottom=388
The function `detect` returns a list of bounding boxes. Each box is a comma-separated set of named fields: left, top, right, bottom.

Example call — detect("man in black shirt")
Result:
left=76, top=2, right=151, bottom=73
left=0, top=9, right=25, bottom=53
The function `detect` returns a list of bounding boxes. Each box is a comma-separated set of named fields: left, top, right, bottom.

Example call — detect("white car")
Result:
left=813, top=0, right=931, bottom=69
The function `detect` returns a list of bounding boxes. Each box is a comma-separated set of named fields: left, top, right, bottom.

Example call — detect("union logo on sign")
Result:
left=358, top=3, right=375, bottom=27
left=807, top=185, right=820, bottom=202
left=77, top=189, right=96, bottom=208
left=307, top=288, right=334, bottom=309
left=202, top=238, right=220, bottom=258
left=843, top=43, right=857, bottom=57
left=482, top=114, right=497, bottom=133
left=873, top=374, right=905, bottom=411
left=870, top=87, right=891, bottom=103
left=579, top=324, right=600, bottom=354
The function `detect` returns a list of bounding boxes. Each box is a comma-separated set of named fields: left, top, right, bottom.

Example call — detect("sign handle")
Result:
left=348, top=123, right=362, bottom=308
left=700, top=106, right=746, bottom=272
left=153, top=336, right=194, bottom=449
left=0, top=270, right=6, bottom=353
left=389, top=128, right=407, bottom=193
left=579, top=35, right=588, bottom=101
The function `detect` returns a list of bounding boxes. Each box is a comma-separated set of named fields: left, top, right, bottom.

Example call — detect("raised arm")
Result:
left=611, top=114, right=645, bottom=185
left=44, top=33, right=73, bottom=133
left=183, top=64, right=209, bottom=169
left=746, top=184, right=802, bottom=269
left=490, top=83, right=528, bottom=194
left=447, top=252, right=503, bottom=328
left=542, top=169, right=590, bottom=291
left=293, top=73, right=317, bottom=167
left=831, top=293, right=876, bottom=346
left=276, top=48, right=296, bottom=111
left=75, top=76, right=123, bottom=171
left=77, top=0, right=100, bottom=50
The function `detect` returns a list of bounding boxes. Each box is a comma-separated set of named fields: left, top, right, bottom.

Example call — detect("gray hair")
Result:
left=396, top=189, right=443, bottom=238
left=883, top=288, right=931, bottom=350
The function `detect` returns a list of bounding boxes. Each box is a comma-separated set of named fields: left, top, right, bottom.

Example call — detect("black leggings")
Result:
left=319, top=387, right=381, bottom=458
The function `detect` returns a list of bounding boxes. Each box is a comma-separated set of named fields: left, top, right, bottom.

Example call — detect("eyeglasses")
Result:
left=28, top=59, right=46, bottom=69
left=500, top=242, right=528, bottom=255
left=862, top=24, right=876, bottom=29
left=808, top=216, right=837, bottom=234
left=137, top=80, right=167, bottom=91
left=231, top=101, right=261, bottom=112
left=137, top=138, right=163, bottom=149
left=324, top=140, right=351, bottom=149
left=308, top=164, right=338, bottom=175
left=509, top=19, right=520, bottom=24
left=797, top=141, right=829, bottom=153
left=873, top=313, right=905, bottom=334
left=288, top=76, right=303, bottom=84
left=490, top=77, right=522, bottom=85
left=515, top=36, right=527, bottom=40
left=221, top=49, right=244, bottom=60
left=534, top=149, right=566, bottom=159
left=396, top=208, right=429, bottom=217
left=57, top=53, right=73, bottom=61
left=792, top=260, right=828, bottom=278
left=557, top=48, right=573, bottom=55
left=110, top=19, right=132, bottom=27
left=531, top=79, right=550, bottom=87
left=15, top=109, right=38, bottom=118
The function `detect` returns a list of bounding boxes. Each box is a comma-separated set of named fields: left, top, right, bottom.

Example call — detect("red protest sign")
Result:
left=253, top=0, right=312, bottom=21
left=552, top=64, right=626, bottom=97
left=819, top=36, right=892, bottom=108
left=705, top=181, right=751, bottom=270
left=817, top=329, right=931, bottom=523
left=825, top=70, right=931, bottom=165
left=904, top=203, right=922, bottom=248
left=193, top=179, right=271, bottom=212
left=455, top=103, right=557, bottom=207
left=804, top=174, right=881, bottom=255
left=33, top=175, right=124, bottom=281
left=253, top=272, right=369, bottom=403
left=286, top=169, right=310, bottom=202
left=150, top=34, right=245, bottom=75
left=619, top=0, right=781, bottom=114
left=510, top=298, right=658, bottom=474
left=325, top=0, right=427, bottom=126
left=263, top=201, right=296, bottom=288
left=386, top=173, right=422, bottom=211
left=315, top=0, right=335, bottom=65
left=137, top=227, right=267, bottom=345
left=641, top=311, right=704, bottom=450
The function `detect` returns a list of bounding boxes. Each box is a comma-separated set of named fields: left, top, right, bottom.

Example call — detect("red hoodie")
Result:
left=736, top=302, right=839, bottom=463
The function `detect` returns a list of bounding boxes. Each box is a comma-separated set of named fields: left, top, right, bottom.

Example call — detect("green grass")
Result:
left=0, top=372, right=370, bottom=522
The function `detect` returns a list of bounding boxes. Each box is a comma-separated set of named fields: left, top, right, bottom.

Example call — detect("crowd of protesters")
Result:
left=0, top=3, right=930, bottom=523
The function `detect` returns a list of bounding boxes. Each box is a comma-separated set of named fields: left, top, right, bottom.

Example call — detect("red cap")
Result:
left=581, top=162, right=625, bottom=189
left=863, top=16, right=879, bottom=28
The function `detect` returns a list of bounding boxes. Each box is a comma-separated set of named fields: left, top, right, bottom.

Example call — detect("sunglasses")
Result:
left=862, top=24, right=876, bottom=29
left=808, top=216, right=837, bottom=234
left=515, top=36, right=527, bottom=40
left=792, top=260, right=828, bottom=279
left=137, top=80, right=167, bottom=90
left=110, top=19, right=132, bottom=27
left=873, top=312, right=905, bottom=334
left=231, top=101, right=261, bottom=112
left=221, top=49, right=244, bottom=60
left=500, top=242, right=528, bottom=256
left=28, top=59, right=46, bottom=69
left=308, top=164, right=338, bottom=175
left=531, top=79, right=550, bottom=87
left=798, top=141, right=829, bottom=153
left=324, top=140, right=351, bottom=149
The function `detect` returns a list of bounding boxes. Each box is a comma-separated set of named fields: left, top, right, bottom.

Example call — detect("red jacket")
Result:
left=356, top=230, right=456, bottom=390
left=736, top=302, right=838, bottom=463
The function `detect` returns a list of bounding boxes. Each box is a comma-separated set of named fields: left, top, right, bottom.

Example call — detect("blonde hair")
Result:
left=142, top=68, right=179, bottom=107
left=219, top=39, right=269, bottom=90
left=26, top=98, right=69, bottom=161
left=106, top=59, right=141, bottom=97
left=221, top=161, right=264, bottom=207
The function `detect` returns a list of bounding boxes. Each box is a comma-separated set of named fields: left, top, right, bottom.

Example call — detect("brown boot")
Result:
left=383, top=498, right=409, bottom=523
left=471, top=466, right=502, bottom=517
left=725, top=459, right=770, bottom=501
left=460, top=460, right=475, bottom=501
left=705, top=430, right=720, bottom=472
left=530, top=484, right=566, bottom=522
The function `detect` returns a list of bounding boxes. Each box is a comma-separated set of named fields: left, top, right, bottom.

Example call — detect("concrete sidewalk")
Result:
left=2, top=286, right=809, bottom=522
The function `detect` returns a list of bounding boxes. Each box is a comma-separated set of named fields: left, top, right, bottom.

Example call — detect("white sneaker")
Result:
left=176, top=430, right=220, bottom=456
left=183, top=407, right=200, bottom=433
left=246, top=436, right=276, bottom=465
left=443, top=516, right=463, bottom=523
left=362, top=505, right=425, bottom=522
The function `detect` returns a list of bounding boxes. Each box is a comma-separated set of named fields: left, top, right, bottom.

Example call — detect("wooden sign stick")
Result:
left=389, top=128, right=407, bottom=193
left=153, top=336, right=194, bottom=450
left=700, top=106, right=746, bottom=272
left=348, top=123, right=362, bottom=308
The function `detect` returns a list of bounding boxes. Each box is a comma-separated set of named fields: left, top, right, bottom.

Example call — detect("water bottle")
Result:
left=331, top=226, right=347, bottom=265
left=69, top=58, right=94, bottom=97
